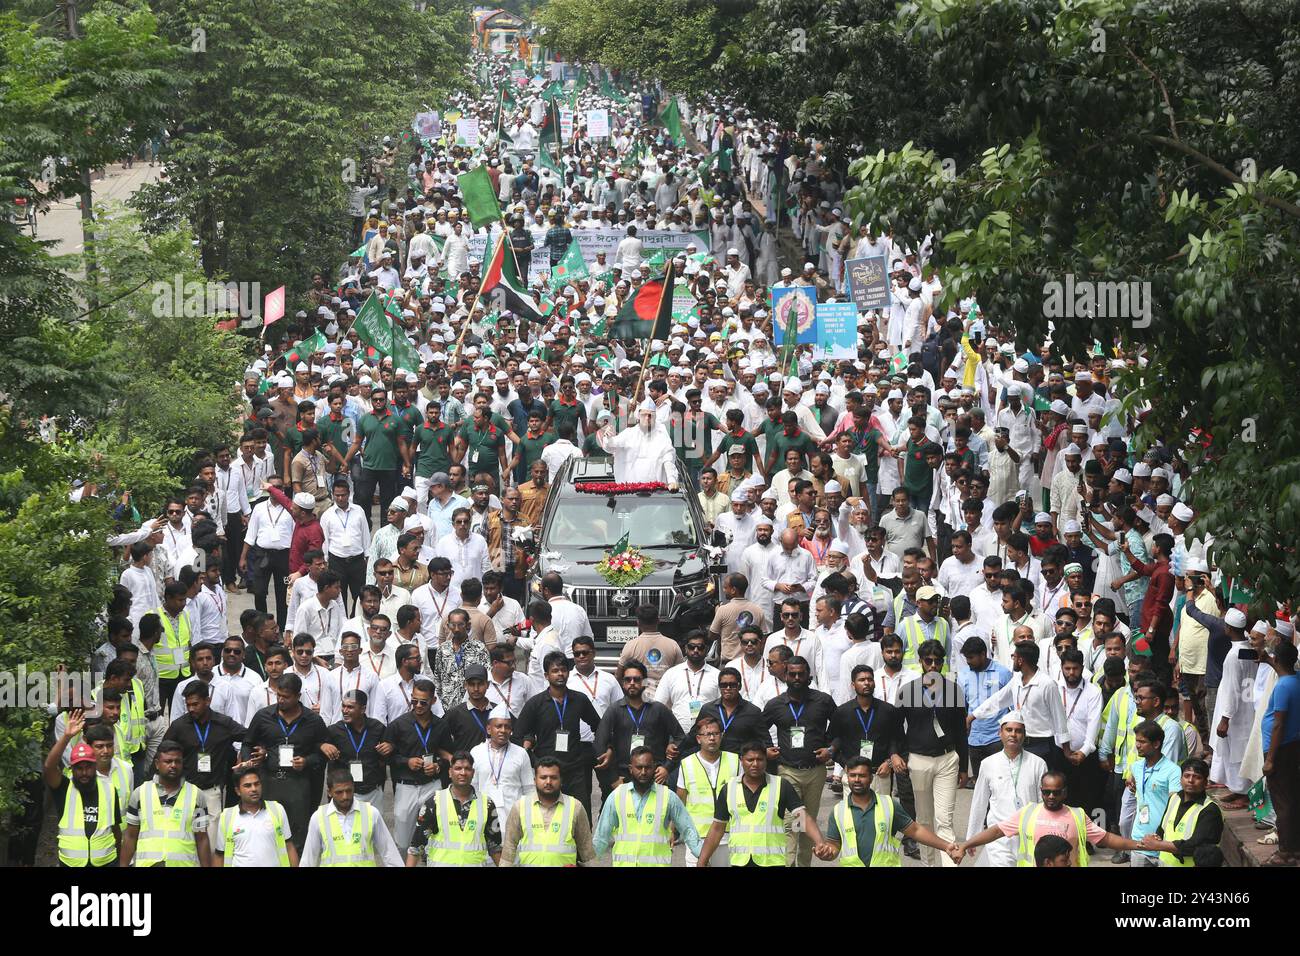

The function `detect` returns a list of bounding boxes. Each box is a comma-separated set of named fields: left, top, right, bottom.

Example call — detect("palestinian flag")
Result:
left=480, top=233, right=547, bottom=323
left=610, top=262, right=674, bottom=341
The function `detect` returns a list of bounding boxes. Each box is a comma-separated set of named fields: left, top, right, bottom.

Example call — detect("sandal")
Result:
left=1257, top=831, right=1278, bottom=845
left=1218, top=796, right=1249, bottom=810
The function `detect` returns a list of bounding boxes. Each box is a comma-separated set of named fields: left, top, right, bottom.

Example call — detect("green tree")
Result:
left=833, top=0, right=1300, bottom=610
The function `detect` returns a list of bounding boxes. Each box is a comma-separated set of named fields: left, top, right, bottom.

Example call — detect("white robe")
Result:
left=1210, top=643, right=1259, bottom=793
left=966, top=749, right=1048, bottom=867
left=607, top=423, right=679, bottom=484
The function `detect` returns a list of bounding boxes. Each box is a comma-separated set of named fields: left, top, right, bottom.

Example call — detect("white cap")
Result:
left=1064, top=443, right=1082, bottom=456
left=1062, top=519, right=1082, bottom=534
left=1133, top=462, right=1152, bottom=477
left=999, top=711, right=1027, bottom=728
left=1172, top=502, right=1194, bottom=523
left=1112, top=468, right=1133, bottom=484
left=784, top=376, right=803, bottom=394
left=1156, top=493, right=1176, bottom=507
left=292, top=492, right=316, bottom=509
left=1033, top=512, right=1051, bottom=524
left=1049, top=399, right=1069, bottom=416
left=488, top=703, right=512, bottom=722
left=1224, top=608, right=1247, bottom=629
left=1185, top=556, right=1210, bottom=574
left=887, top=389, right=904, bottom=400
left=729, top=489, right=749, bottom=503
left=823, top=480, right=842, bottom=495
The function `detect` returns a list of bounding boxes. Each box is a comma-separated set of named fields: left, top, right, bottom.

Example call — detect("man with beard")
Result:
left=607, top=402, right=680, bottom=487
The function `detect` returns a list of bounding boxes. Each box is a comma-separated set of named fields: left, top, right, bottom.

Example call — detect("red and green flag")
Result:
left=284, top=329, right=327, bottom=366
left=480, top=232, right=548, bottom=323
left=610, top=263, right=675, bottom=341
left=549, top=239, right=588, bottom=290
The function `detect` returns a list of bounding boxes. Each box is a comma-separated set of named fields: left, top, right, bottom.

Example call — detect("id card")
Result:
left=1138, top=805, right=1150, bottom=825
left=278, top=745, right=295, bottom=767
left=861, top=739, right=874, bottom=761
left=790, top=727, right=806, bottom=749
left=197, top=753, right=211, bottom=773
left=932, top=716, right=946, bottom=739
left=554, top=731, right=570, bottom=753
left=630, top=734, right=646, bottom=752
left=350, top=761, right=364, bottom=782
left=689, top=699, right=702, bottom=717
left=422, top=754, right=434, bottom=772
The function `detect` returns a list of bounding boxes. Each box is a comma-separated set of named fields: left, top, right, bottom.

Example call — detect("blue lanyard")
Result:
left=626, top=705, right=645, bottom=733
left=553, top=693, right=568, bottom=724
left=788, top=702, right=805, bottom=726
left=414, top=721, right=433, bottom=753
left=277, top=716, right=300, bottom=741
left=470, top=708, right=490, bottom=735
left=194, top=721, right=211, bottom=752
left=855, top=707, right=875, bottom=737
left=345, top=724, right=368, bottom=756
left=720, top=706, right=736, bottom=734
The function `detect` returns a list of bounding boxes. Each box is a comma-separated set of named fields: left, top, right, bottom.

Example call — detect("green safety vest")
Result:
left=156, top=609, right=193, bottom=680
left=724, top=775, right=786, bottom=867
left=678, top=752, right=740, bottom=833
left=58, top=776, right=118, bottom=868
left=427, top=789, right=490, bottom=867
left=516, top=794, right=578, bottom=867
left=220, top=802, right=291, bottom=867
left=832, top=794, right=902, bottom=867
left=610, top=783, right=673, bottom=867
left=134, top=780, right=200, bottom=867
left=1013, top=803, right=1090, bottom=867
left=1157, top=793, right=1204, bottom=867
left=317, top=801, right=378, bottom=867
left=900, top=615, right=949, bottom=673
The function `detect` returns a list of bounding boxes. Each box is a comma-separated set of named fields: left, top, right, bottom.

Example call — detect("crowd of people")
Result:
left=28, top=47, right=1300, bottom=870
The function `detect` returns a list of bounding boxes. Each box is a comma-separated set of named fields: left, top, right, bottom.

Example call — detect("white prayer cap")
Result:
left=1276, top=620, right=1295, bottom=637
left=1064, top=444, right=1082, bottom=457
left=1135, top=506, right=1155, bottom=524
left=999, top=711, right=1027, bottom=728
left=1151, top=467, right=1171, bottom=480
left=295, top=362, right=309, bottom=372
left=815, top=382, right=830, bottom=395
left=388, top=498, right=409, bottom=512
left=784, top=376, right=803, bottom=394
left=803, top=262, right=816, bottom=272
left=1049, top=399, right=1069, bottom=416
left=1185, top=556, right=1210, bottom=575
left=862, top=383, right=878, bottom=395
left=886, top=389, right=904, bottom=400
left=1012, top=358, right=1029, bottom=374
left=1075, top=370, right=1092, bottom=382
left=823, top=480, right=842, bottom=495
left=275, top=374, right=293, bottom=388
left=1171, top=502, right=1194, bottom=522
left=358, top=375, right=373, bottom=385
left=1062, top=519, right=1082, bottom=534
left=292, top=492, right=316, bottom=509
left=1133, top=462, right=1152, bottom=477
left=1156, top=493, right=1176, bottom=507
left=781, top=267, right=792, bottom=277
left=1224, top=609, right=1248, bottom=629
left=752, top=382, right=769, bottom=395
left=759, top=489, right=778, bottom=502
left=405, top=373, right=419, bottom=384
left=1033, top=512, right=1051, bottom=524
left=828, top=539, right=849, bottom=556
left=1251, top=620, right=1270, bottom=636
left=729, top=488, right=749, bottom=503
left=1112, top=468, right=1132, bottom=484
left=754, top=516, right=775, bottom=529
left=403, top=516, right=424, bottom=532
left=400, top=487, right=418, bottom=499
left=488, top=704, right=513, bottom=722
left=638, top=400, right=656, bottom=414
left=727, top=247, right=739, bottom=256
left=908, top=277, right=922, bottom=292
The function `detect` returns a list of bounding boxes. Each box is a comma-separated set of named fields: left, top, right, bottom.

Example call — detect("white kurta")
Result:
left=966, top=748, right=1048, bottom=867
left=1209, top=643, right=1258, bottom=793
left=607, top=424, right=679, bottom=484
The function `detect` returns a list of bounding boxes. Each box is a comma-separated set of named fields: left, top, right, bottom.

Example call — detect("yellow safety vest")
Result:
left=1157, top=793, right=1205, bottom=867
left=678, top=751, right=740, bottom=833
left=156, top=609, right=192, bottom=680
left=220, top=802, right=291, bottom=867
left=724, top=775, right=786, bottom=867
left=317, top=801, right=378, bottom=867
left=610, top=783, right=673, bottom=867
left=427, top=789, right=490, bottom=866
left=124, top=678, right=147, bottom=750
left=515, top=794, right=578, bottom=867
left=900, top=615, right=949, bottom=673
left=134, top=780, right=200, bottom=867
left=105, top=757, right=133, bottom=811
left=832, top=793, right=902, bottom=867
left=1013, top=803, right=1090, bottom=867
left=57, top=776, right=118, bottom=867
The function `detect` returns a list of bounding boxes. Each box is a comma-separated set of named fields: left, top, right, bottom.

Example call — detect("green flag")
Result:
left=611, top=532, right=629, bottom=555
left=540, top=80, right=564, bottom=102
left=536, top=144, right=561, bottom=175
left=354, top=294, right=394, bottom=357
left=349, top=242, right=367, bottom=258
left=285, top=330, right=326, bottom=366
left=457, top=165, right=501, bottom=227
left=656, top=97, right=685, bottom=146
left=390, top=327, right=422, bottom=374
left=550, top=239, right=588, bottom=290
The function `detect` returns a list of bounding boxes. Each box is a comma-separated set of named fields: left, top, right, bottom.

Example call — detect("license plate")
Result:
left=605, top=626, right=638, bottom=644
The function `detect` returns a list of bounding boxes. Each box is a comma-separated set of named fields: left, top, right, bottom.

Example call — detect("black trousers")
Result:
left=223, top=513, right=244, bottom=584
left=501, top=562, right=527, bottom=604
left=1064, top=750, right=1104, bottom=817
left=892, top=764, right=917, bottom=819
left=1025, top=735, right=1065, bottom=772
left=561, top=749, right=595, bottom=823
left=354, top=467, right=399, bottom=528
left=253, top=547, right=291, bottom=630
left=329, top=553, right=367, bottom=615
left=968, top=740, right=1002, bottom=779
left=264, top=772, right=315, bottom=854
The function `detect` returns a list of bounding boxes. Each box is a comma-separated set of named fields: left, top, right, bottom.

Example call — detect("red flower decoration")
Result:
left=574, top=482, right=668, bottom=494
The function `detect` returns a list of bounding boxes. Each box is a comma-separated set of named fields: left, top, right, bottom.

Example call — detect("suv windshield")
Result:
left=547, top=496, right=697, bottom=548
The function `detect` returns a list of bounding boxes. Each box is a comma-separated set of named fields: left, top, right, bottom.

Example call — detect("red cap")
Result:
left=69, top=743, right=96, bottom=766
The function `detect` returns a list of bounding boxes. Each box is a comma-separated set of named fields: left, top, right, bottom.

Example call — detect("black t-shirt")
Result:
left=711, top=776, right=802, bottom=823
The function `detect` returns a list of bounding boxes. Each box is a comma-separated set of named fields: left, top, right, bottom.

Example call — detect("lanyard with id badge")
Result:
left=277, top=716, right=299, bottom=769
left=855, top=707, right=875, bottom=761
left=1137, top=764, right=1155, bottom=825
left=788, top=701, right=806, bottom=749
left=553, top=695, right=571, bottom=754
left=195, top=720, right=212, bottom=773
left=627, top=704, right=647, bottom=752
left=345, top=724, right=369, bottom=785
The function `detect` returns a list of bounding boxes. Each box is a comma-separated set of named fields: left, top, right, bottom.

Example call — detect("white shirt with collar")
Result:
left=547, top=596, right=590, bottom=658
left=320, top=664, right=383, bottom=725
left=814, top=621, right=851, bottom=697
left=300, top=800, right=404, bottom=867
left=1055, top=674, right=1103, bottom=755
left=410, top=582, right=462, bottom=646
left=191, top=586, right=228, bottom=646
left=288, top=662, right=331, bottom=714
left=873, top=666, right=919, bottom=707
left=972, top=668, right=1071, bottom=744
left=567, top=667, right=621, bottom=742
left=486, top=670, right=541, bottom=718
left=169, top=677, right=241, bottom=723
left=763, top=628, right=823, bottom=684
left=965, top=747, right=1048, bottom=864
left=763, top=547, right=817, bottom=604
left=320, top=502, right=371, bottom=558
left=833, top=641, right=885, bottom=705
left=656, top=661, right=721, bottom=729
left=434, top=531, right=490, bottom=588
left=245, top=498, right=294, bottom=550
left=293, top=595, right=346, bottom=657
left=724, top=654, right=772, bottom=705
left=211, top=666, right=263, bottom=721
left=480, top=595, right=525, bottom=647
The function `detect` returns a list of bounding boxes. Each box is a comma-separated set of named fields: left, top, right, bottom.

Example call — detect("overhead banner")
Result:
left=845, top=254, right=890, bottom=312
left=465, top=228, right=711, bottom=269
left=771, top=286, right=819, bottom=346
left=814, top=302, right=858, bottom=359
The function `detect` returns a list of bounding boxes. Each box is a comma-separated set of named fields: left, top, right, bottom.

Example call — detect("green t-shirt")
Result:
left=851, top=426, right=882, bottom=477
left=717, top=429, right=761, bottom=473
left=548, top=397, right=587, bottom=436
left=517, top=429, right=557, bottom=477
left=767, top=427, right=819, bottom=473
left=317, top=414, right=352, bottom=461
left=671, top=411, right=721, bottom=461
left=394, top=402, right=424, bottom=439
left=413, top=421, right=456, bottom=478
left=458, top=419, right=507, bottom=476
left=358, top=410, right=404, bottom=471
left=581, top=433, right=611, bottom=459
left=903, top=437, right=932, bottom=498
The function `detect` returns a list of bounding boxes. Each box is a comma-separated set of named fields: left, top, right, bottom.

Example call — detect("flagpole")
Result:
left=632, top=262, right=674, bottom=406
left=450, top=227, right=506, bottom=370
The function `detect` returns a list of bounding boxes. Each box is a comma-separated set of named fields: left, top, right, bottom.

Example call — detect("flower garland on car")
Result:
left=594, top=547, right=657, bottom=586
left=574, top=482, right=667, bottom=494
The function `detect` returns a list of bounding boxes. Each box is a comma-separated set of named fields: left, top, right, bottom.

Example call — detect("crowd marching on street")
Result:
left=30, top=46, right=1300, bottom=871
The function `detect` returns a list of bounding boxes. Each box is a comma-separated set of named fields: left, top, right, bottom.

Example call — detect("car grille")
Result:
left=569, top=586, right=676, bottom=619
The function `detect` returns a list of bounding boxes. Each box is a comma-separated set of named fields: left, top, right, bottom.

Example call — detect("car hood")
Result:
left=535, top=546, right=711, bottom=585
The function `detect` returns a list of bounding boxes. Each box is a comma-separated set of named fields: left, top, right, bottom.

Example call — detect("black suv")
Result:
left=529, top=458, right=723, bottom=668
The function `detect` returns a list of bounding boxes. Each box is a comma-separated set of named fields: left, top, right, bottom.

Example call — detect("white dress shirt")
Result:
left=547, top=597, right=590, bottom=658
left=320, top=503, right=372, bottom=558
left=169, top=677, right=241, bottom=723
left=567, top=667, right=621, bottom=742
left=410, top=582, right=462, bottom=645
left=763, top=629, right=823, bottom=684
left=972, top=668, right=1071, bottom=745
left=938, top=554, right=984, bottom=598
left=288, top=663, right=331, bottom=714
left=873, top=666, right=919, bottom=707
left=965, top=748, right=1049, bottom=865
left=487, top=671, right=541, bottom=718
left=293, top=595, right=346, bottom=657
left=245, top=499, right=294, bottom=550
left=481, top=595, right=525, bottom=647
left=120, top=563, right=160, bottom=631
left=320, top=664, right=383, bottom=725
left=656, top=662, right=720, bottom=729
left=434, top=531, right=490, bottom=587
left=211, top=666, right=263, bottom=723
left=724, top=655, right=772, bottom=704
left=191, top=586, right=228, bottom=646
left=1055, top=675, right=1103, bottom=755
left=833, top=641, right=885, bottom=705
left=763, top=547, right=818, bottom=604
left=300, top=801, right=404, bottom=867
